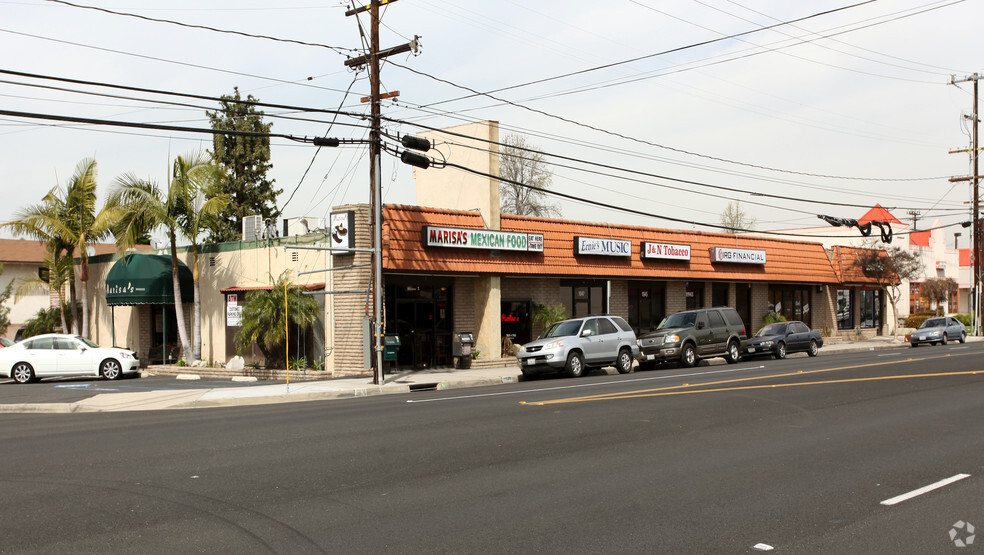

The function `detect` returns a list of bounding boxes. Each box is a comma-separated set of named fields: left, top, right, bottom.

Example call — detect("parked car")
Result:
left=0, top=338, right=12, bottom=347
left=909, top=317, right=966, bottom=347
left=743, top=320, right=822, bottom=359
left=516, top=315, right=639, bottom=378
left=637, top=307, right=747, bottom=369
left=0, top=334, right=139, bottom=384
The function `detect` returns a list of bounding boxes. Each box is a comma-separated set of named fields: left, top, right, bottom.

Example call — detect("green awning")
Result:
left=105, top=254, right=193, bottom=306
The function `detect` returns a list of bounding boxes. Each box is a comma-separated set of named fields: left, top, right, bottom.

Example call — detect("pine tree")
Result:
left=205, top=87, right=282, bottom=243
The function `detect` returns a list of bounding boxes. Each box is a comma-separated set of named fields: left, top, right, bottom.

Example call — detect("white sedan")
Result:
left=0, top=334, right=140, bottom=384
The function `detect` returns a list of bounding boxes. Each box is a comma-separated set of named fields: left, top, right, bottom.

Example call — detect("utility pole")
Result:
left=950, top=73, right=981, bottom=335
left=345, top=0, right=418, bottom=384
left=906, top=210, right=920, bottom=231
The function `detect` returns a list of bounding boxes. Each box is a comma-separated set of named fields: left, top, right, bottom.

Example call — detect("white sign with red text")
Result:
left=642, top=242, right=691, bottom=261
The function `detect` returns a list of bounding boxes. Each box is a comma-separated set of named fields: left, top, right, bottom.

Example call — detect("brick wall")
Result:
left=454, top=277, right=476, bottom=332
left=332, top=205, right=373, bottom=377
left=609, top=280, right=628, bottom=319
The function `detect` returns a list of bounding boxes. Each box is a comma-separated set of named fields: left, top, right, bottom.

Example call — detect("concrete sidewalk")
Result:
left=1, top=335, right=975, bottom=413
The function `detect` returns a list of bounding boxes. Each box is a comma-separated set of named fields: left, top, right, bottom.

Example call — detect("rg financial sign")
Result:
left=710, top=247, right=767, bottom=264
left=423, top=226, right=544, bottom=252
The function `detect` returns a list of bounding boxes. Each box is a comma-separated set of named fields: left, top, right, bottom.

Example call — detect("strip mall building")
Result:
left=77, top=121, right=892, bottom=377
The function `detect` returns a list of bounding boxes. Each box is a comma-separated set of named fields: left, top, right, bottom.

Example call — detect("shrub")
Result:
left=761, top=311, right=786, bottom=325
left=953, top=313, right=973, bottom=327
left=904, top=311, right=937, bottom=329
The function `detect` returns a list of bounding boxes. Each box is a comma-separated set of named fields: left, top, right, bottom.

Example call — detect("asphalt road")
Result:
left=1, top=345, right=982, bottom=553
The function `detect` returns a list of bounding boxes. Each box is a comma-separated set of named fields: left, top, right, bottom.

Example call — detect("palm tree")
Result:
left=172, top=153, right=229, bottom=361
left=4, top=160, right=119, bottom=337
left=60, top=159, right=120, bottom=337
left=109, top=152, right=228, bottom=363
left=110, top=173, right=194, bottom=362
left=235, top=272, right=320, bottom=369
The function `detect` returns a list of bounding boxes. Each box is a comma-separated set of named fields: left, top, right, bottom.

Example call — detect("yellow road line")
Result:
left=520, top=352, right=971, bottom=406
left=522, top=370, right=983, bottom=405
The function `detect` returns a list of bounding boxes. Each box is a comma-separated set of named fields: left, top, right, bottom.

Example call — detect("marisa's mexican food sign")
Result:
left=423, top=226, right=544, bottom=252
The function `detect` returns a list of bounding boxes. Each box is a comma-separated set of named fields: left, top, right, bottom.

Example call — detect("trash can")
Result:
left=382, top=334, right=401, bottom=368
left=452, top=332, right=474, bottom=369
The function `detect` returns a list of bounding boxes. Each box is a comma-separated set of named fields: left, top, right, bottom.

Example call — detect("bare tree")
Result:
left=853, top=243, right=923, bottom=336
left=720, top=201, right=757, bottom=232
left=499, top=134, right=560, bottom=217
left=919, top=277, right=958, bottom=315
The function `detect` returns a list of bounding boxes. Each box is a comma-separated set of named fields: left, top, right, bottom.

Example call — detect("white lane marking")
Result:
left=406, top=365, right=766, bottom=404
left=876, top=353, right=902, bottom=357
left=880, top=473, right=971, bottom=506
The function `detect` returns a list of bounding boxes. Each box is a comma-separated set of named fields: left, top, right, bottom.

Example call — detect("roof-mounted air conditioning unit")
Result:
left=242, top=215, right=262, bottom=241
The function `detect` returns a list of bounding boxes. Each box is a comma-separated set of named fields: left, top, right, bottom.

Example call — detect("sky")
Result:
left=1, top=0, right=982, bottom=246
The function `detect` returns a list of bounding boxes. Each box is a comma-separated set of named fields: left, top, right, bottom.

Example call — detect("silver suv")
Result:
left=516, top=315, right=639, bottom=378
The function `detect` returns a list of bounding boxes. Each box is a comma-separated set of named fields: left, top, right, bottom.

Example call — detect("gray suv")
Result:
left=636, top=307, right=747, bottom=369
left=516, top=315, right=639, bottom=378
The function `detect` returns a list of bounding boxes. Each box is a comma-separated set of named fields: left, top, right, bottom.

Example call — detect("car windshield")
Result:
left=0, top=338, right=12, bottom=347
left=543, top=320, right=583, bottom=338
left=756, top=323, right=787, bottom=337
left=77, top=336, right=99, bottom=348
left=658, top=312, right=696, bottom=330
left=919, top=318, right=944, bottom=329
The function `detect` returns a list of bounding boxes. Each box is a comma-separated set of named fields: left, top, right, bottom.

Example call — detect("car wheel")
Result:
left=520, top=368, right=535, bottom=380
left=101, top=359, right=123, bottom=380
left=941, top=334, right=948, bottom=346
left=680, top=343, right=697, bottom=368
left=960, top=332, right=967, bottom=344
left=615, top=348, right=633, bottom=374
left=807, top=339, right=819, bottom=357
left=565, top=352, right=584, bottom=378
left=724, top=341, right=740, bottom=364
left=774, top=342, right=787, bottom=360
left=12, top=362, right=35, bottom=384
left=910, top=342, right=918, bottom=347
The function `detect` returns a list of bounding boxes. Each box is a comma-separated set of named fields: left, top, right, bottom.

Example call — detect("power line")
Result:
left=382, top=121, right=966, bottom=214
left=0, top=108, right=368, bottom=147
left=418, top=0, right=878, bottom=109
left=0, top=28, right=362, bottom=96
left=44, top=0, right=357, bottom=56
left=435, top=159, right=969, bottom=239
left=281, top=75, right=364, bottom=213
left=391, top=59, right=949, bottom=183
left=387, top=100, right=958, bottom=208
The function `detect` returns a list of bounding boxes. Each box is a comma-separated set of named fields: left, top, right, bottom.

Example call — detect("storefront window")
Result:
left=501, top=300, right=532, bottom=345
left=768, top=285, right=812, bottom=327
left=560, top=280, right=607, bottom=318
left=685, top=282, right=704, bottom=310
left=628, top=282, right=666, bottom=334
left=860, top=289, right=881, bottom=329
left=385, top=278, right=454, bottom=368
left=836, top=289, right=853, bottom=329
left=711, top=283, right=729, bottom=307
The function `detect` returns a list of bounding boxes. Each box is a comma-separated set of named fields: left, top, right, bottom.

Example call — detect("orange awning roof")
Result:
left=383, top=205, right=840, bottom=284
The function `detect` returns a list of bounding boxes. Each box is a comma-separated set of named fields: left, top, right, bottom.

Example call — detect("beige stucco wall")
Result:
left=415, top=120, right=501, bottom=230
left=83, top=236, right=335, bottom=371
left=1, top=262, right=53, bottom=333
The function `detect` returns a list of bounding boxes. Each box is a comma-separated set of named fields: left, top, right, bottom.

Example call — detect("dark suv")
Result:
left=636, top=307, right=747, bottom=369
